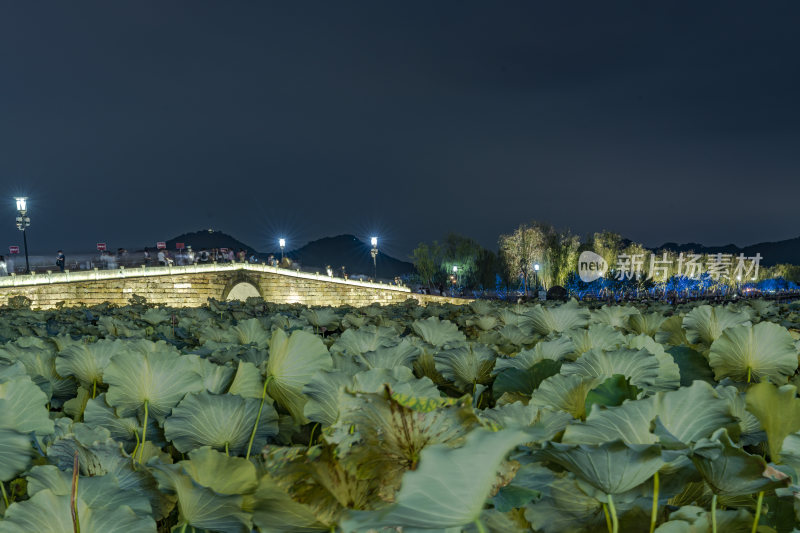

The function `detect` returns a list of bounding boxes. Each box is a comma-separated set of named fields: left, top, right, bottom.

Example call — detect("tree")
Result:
left=498, top=223, right=547, bottom=295
left=411, top=242, right=441, bottom=288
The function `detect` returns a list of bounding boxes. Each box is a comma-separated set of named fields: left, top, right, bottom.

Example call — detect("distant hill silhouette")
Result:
left=274, top=235, right=415, bottom=278
left=164, top=230, right=258, bottom=254
left=164, top=231, right=414, bottom=278
left=655, top=236, right=800, bottom=267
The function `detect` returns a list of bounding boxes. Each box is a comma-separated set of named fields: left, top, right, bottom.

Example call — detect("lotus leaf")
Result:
left=745, top=382, right=800, bottom=462
left=265, top=328, right=332, bottom=423
left=340, top=428, right=541, bottom=530
left=435, top=342, right=497, bottom=392
left=165, top=391, right=278, bottom=454
left=709, top=321, right=799, bottom=384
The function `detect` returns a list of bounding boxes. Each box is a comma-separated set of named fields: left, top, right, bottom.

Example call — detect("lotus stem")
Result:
left=224, top=442, right=229, bottom=457
left=650, top=471, right=659, bottom=533
left=0, top=481, right=9, bottom=509
left=246, top=375, right=273, bottom=460
left=179, top=523, right=187, bottom=533
left=309, top=423, right=319, bottom=447
left=474, top=518, right=488, bottom=533
left=137, top=400, right=149, bottom=464
left=607, top=494, right=619, bottom=533
left=747, top=367, right=752, bottom=384
left=91, top=380, right=96, bottom=399
left=603, top=503, right=612, bottom=533
left=751, top=491, right=764, bottom=533
left=711, top=494, right=718, bottom=533
left=71, top=452, right=80, bottom=533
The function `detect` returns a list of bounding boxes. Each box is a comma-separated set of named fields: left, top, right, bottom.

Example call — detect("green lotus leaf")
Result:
left=626, top=334, right=682, bottom=391
left=411, top=317, right=467, bottom=348
left=104, top=349, right=204, bottom=423
left=715, top=385, right=763, bottom=446
left=567, top=324, right=626, bottom=358
left=228, top=361, right=264, bottom=399
left=303, top=370, right=353, bottom=427
left=708, top=321, right=798, bottom=383
left=497, top=308, right=534, bottom=329
left=690, top=428, right=789, bottom=496
left=745, top=382, right=800, bottom=462
left=668, top=346, right=715, bottom=387
left=563, top=381, right=735, bottom=446
left=249, top=473, right=327, bottom=532
left=683, top=305, right=750, bottom=348
left=1, top=343, right=76, bottom=405
left=83, top=394, right=162, bottom=452
left=435, top=342, right=496, bottom=392
left=0, top=366, right=54, bottom=436
left=592, top=304, right=638, bottom=329
left=341, top=312, right=368, bottom=329
left=560, top=348, right=660, bottom=394
left=479, top=402, right=571, bottom=438
left=181, top=446, right=259, bottom=495
left=494, top=336, right=575, bottom=374
left=140, top=308, right=171, bottom=325
left=340, top=428, right=541, bottom=530
left=164, top=391, right=278, bottom=455
left=521, top=465, right=606, bottom=533
left=627, top=311, right=667, bottom=336
left=184, top=354, right=235, bottom=394
left=496, top=324, right=537, bottom=348
left=231, top=318, right=271, bottom=346
left=301, top=308, right=341, bottom=331
left=493, top=359, right=563, bottom=400
left=525, top=300, right=590, bottom=335
left=266, top=329, right=333, bottom=423
left=0, top=487, right=156, bottom=533
left=654, top=505, right=760, bottom=533
left=0, top=428, right=33, bottom=482
left=150, top=463, right=250, bottom=533
left=466, top=314, right=500, bottom=332
left=655, top=315, right=689, bottom=346
left=584, top=374, right=642, bottom=413
left=357, top=338, right=420, bottom=370
left=531, top=374, right=603, bottom=420
left=539, top=440, right=664, bottom=495
left=55, top=338, right=122, bottom=391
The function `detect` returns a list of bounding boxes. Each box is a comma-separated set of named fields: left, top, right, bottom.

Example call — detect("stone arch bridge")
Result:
left=0, top=263, right=465, bottom=310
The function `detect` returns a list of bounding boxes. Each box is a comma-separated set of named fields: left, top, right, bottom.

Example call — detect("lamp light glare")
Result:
left=279, top=238, right=286, bottom=248
left=371, top=237, right=378, bottom=247
left=534, top=263, right=540, bottom=271
left=453, top=265, right=458, bottom=273
left=15, top=197, right=27, bottom=212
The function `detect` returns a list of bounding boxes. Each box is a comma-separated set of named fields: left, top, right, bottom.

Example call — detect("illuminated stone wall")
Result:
left=0, top=264, right=468, bottom=309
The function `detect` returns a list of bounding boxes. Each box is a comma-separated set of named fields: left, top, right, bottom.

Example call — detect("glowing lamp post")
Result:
left=370, top=237, right=378, bottom=280
left=452, top=265, right=458, bottom=287
left=533, top=262, right=540, bottom=292
left=14, top=197, right=30, bottom=274
left=279, top=238, right=286, bottom=261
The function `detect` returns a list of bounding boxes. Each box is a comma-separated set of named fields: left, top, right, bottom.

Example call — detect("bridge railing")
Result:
left=0, top=262, right=412, bottom=293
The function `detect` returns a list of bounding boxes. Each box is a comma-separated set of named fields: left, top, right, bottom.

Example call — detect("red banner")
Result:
left=157, top=242, right=166, bottom=249
left=175, top=242, right=185, bottom=250
left=8, top=246, right=19, bottom=254
left=96, top=243, right=107, bottom=251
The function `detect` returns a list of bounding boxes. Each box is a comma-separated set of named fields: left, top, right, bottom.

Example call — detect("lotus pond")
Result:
left=0, top=296, right=799, bottom=532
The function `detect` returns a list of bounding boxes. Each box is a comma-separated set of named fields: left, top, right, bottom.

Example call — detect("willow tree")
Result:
left=411, top=242, right=442, bottom=289
left=498, top=223, right=547, bottom=295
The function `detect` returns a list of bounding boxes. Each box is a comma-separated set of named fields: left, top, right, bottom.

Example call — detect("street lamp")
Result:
left=279, top=238, right=286, bottom=261
left=14, top=197, right=30, bottom=274
left=533, top=262, right=540, bottom=292
left=370, top=237, right=378, bottom=280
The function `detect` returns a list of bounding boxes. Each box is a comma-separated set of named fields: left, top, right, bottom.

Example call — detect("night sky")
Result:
left=1, top=1, right=798, bottom=259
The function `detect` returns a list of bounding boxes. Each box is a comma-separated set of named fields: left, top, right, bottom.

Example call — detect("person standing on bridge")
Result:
left=56, top=250, right=66, bottom=272
left=0, top=256, right=7, bottom=276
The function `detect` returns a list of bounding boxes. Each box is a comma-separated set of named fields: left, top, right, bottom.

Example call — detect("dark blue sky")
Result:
left=1, top=1, right=798, bottom=258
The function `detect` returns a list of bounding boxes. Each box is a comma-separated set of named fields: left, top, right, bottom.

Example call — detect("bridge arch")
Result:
left=221, top=271, right=263, bottom=302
